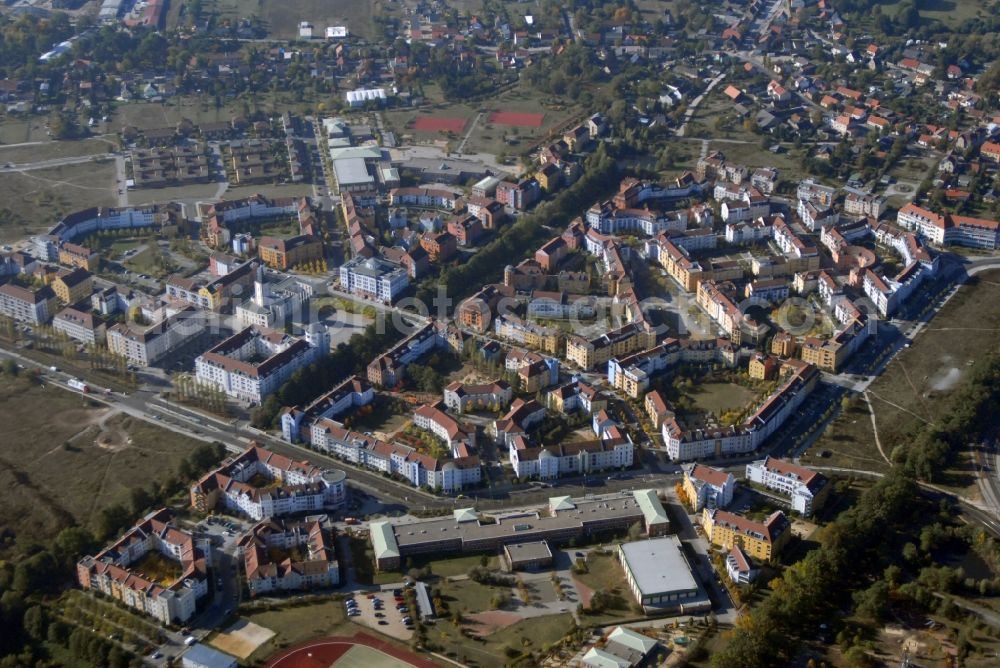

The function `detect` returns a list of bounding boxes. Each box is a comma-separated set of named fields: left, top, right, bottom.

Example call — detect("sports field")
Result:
left=265, top=634, right=439, bottom=668
left=487, top=111, right=545, bottom=127
left=410, top=116, right=467, bottom=133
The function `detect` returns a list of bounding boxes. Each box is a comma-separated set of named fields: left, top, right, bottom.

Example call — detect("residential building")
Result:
left=509, top=435, right=634, bottom=480
left=308, top=421, right=480, bottom=494
left=726, top=546, right=756, bottom=585
left=565, top=322, right=655, bottom=371
left=238, top=515, right=339, bottom=596
left=258, top=234, right=323, bottom=270
left=58, top=241, right=99, bottom=271
left=663, top=361, right=818, bottom=461
left=194, top=325, right=326, bottom=405
left=76, top=509, right=209, bottom=625
left=444, top=380, right=512, bottom=413
left=702, top=509, right=791, bottom=561
left=682, top=464, right=736, bottom=511
left=746, top=456, right=830, bottom=516
left=494, top=314, right=561, bottom=355
left=107, top=305, right=205, bottom=366
left=0, top=283, right=57, bottom=324
left=190, top=444, right=347, bottom=520
left=280, top=375, right=373, bottom=443
left=339, top=256, right=409, bottom=304
left=52, top=267, right=93, bottom=304
left=53, top=306, right=106, bottom=345
left=547, top=380, right=608, bottom=415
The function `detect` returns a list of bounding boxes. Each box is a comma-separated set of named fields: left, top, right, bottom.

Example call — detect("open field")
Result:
left=127, top=183, right=221, bottom=205
left=0, top=137, right=116, bottom=164
left=875, top=0, right=985, bottom=28
left=689, top=381, right=758, bottom=416
left=0, top=374, right=207, bottom=547
left=487, top=111, right=545, bottom=128
left=113, top=96, right=260, bottom=133
left=804, top=271, right=1000, bottom=491
left=0, top=160, right=117, bottom=241
left=200, top=0, right=378, bottom=39
left=0, top=118, right=54, bottom=144
left=412, top=116, right=468, bottom=133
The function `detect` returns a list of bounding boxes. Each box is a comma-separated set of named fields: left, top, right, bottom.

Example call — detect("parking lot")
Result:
left=344, top=591, right=414, bottom=640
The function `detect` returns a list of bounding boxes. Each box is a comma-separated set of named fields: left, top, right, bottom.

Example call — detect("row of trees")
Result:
left=415, top=144, right=619, bottom=311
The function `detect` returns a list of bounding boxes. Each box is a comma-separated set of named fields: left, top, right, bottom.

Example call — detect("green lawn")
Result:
left=431, top=612, right=576, bottom=668
left=0, top=137, right=116, bottom=164
left=202, top=0, right=378, bottom=39
left=438, top=579, right=502, bottom=615
left=688, top=382, right=757, bottom=416
left=874, top=0, right=985, bottom=27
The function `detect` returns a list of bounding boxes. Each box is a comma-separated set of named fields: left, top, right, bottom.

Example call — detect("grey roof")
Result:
left=370, top=521, right=400, bottom=560
left=180, top=644, right=237, bottom=668
left=632, top=489, right=668, bottom=527
left=619, top=536, right=698, bottom=598
left=581, top=647, right=631, bottom=668
left=333, top=157, right=374, bottom=186
left=504, top=540, right=552, bottom=563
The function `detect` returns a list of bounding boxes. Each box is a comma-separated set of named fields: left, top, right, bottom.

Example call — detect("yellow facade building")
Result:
left=702, top=508, right=790, bottom=561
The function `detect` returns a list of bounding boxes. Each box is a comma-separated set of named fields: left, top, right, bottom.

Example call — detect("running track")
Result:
left=264, top=633, right=439, bottom=668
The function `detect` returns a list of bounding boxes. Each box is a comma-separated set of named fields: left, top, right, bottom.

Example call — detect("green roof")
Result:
left=370, top=521, right=399, bottom=560
left=632, top=489, right=668, bottom=526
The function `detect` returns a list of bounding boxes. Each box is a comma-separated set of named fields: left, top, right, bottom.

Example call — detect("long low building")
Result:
left=370, top=491, right=670, bottom=571
left=618, top=536, right=710, bottom=613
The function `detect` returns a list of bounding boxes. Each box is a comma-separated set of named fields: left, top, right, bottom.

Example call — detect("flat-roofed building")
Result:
left=370, top=491, right=668, bottom=571
left=618, top=536, right=710, bottom=613
left=504, top=541, right=553, bottom=571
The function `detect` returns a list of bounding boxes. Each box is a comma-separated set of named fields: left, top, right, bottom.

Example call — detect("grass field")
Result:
left=202, top=0, right=378, bottom=39
left=0, top=137, right=116, bottom=164
left=688, top=382, right=757, bottom=416
left=432, top=611, right=575, bottom=668
left=874, top=0, right=985, bottom=27
left=803, top=270, right=1000, bottom=493
left=0, top=118, right=53, bottom=144
left=0, top=374, right=207, bottom=549
left=0, top=160, right=117, bottom=241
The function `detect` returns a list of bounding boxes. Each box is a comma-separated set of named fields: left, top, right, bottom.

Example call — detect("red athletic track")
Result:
left=487, top=111, right=545, bottom=127
left=411, top=116, right=468, bottom=133
left=264, top=633, right=439, bottom=668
